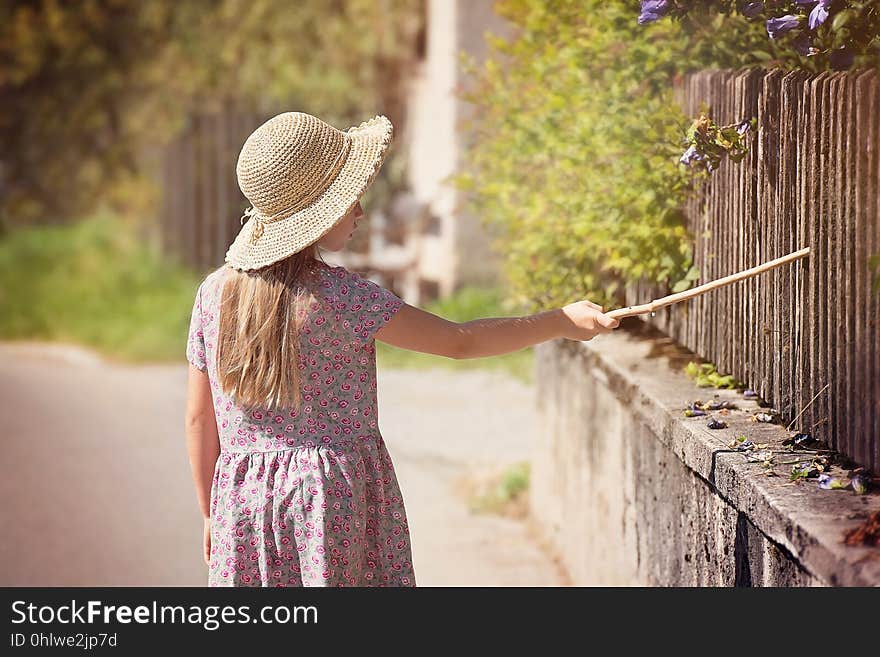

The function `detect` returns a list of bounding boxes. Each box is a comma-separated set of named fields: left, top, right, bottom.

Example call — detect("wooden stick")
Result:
left=607, top=246, right=811, bottom=320
left=785, top=382, right=829, bottom=432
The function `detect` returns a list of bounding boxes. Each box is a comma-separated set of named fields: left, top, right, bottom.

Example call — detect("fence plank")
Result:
left=157, top=103, right=270, bottom=274
left=840, top=73, right=856, bottom=461
left=868, top=73, right=880, bottom=469
left=646, top=68, right=879, bottom=472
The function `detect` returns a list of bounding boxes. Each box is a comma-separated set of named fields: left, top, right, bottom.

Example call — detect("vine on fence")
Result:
left=679, top=111, right=756, bottom=174
left=638, top=1, right=880, bottom=71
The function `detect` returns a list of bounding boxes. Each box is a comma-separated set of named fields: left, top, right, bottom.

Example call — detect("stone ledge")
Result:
left=568, top=321, right=879, bottom=586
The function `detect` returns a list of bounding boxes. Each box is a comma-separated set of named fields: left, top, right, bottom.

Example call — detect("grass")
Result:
left=0, top=213, right=202, bottom=363
left=460, top=461, right=531, bottom=519
left=376, top=285, right=536, bottom=385
left=0, top=214, right=537, bottom=384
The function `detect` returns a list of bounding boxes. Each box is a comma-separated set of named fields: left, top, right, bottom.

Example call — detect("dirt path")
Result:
left=0, top=342, right=566, bottom=586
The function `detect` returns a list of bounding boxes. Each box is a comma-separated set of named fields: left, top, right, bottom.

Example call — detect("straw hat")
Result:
left=225, top=111, right=394, bottom=271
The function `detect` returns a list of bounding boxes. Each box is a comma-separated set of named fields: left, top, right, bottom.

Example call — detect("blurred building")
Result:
left=158, top=0, right=513, bottom=306
left=342, top=0, right=513, bottom=304
left=393, top=0, right=510, bottom=303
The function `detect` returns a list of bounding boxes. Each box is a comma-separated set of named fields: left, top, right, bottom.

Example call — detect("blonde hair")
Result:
left=215, top=243, right=323, bottom=411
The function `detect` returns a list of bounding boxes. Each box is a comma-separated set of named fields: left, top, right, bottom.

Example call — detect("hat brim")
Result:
left=225, top=114, right=393, bottom=271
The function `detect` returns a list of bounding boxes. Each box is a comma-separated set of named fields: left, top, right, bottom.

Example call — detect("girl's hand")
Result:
left=203, top=517, right=211, bottom=567
left=559, top=299, right=620, bottom=341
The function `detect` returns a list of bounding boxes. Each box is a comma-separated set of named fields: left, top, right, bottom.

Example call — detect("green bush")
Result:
left=454, top=2, right=696, bottom=311
left=452, top=0, right=879, bottom=313
left=376, top=285, right=536, bottom=384
left=0, top=213, right=201, bottom=362
left=0, top=215, right=537, bottom=380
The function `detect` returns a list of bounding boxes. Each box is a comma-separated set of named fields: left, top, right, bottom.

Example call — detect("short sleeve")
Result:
left=186, top=281, right=208, bottom=372
left=343, top=269, right=405, bottom=343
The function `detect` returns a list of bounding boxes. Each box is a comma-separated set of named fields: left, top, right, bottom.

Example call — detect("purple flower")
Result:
left=809, top=0, right=832, bottom=29
left=795, top=0, right=833, bottom=30
left=851, top=474, right=869, bottom=495
left=818, top=474, right=845, bottom=490
left=679, top=145, right=702, bottom=165
left=741, top=2, right=764, bottom=19
left=829, top=46, right=854, bottom=70
left=746, top=449, right=773, bottom=463
left=638, top=0, right=670, bottom=25
left=766, top=14, right=802, bottom=39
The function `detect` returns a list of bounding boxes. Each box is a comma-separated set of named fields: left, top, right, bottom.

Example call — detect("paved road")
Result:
left=0, top=342, right=566, bottom=586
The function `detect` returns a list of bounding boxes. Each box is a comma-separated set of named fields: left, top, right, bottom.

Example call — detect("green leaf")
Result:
left=831, top=10, right=853, bottom=32
left=684, top=265, right=701, bottom=281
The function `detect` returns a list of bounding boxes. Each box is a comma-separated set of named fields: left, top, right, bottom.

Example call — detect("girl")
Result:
left=184, top=111, right=619, bottom=587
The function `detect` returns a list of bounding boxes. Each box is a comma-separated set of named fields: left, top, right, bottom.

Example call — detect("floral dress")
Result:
left=186, top=260, right=416, bottom=587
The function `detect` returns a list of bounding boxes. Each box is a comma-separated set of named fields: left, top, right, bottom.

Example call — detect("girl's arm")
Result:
left=374, top=299, right=619, bottom=360
left=184, top=364, right=220, bottom=519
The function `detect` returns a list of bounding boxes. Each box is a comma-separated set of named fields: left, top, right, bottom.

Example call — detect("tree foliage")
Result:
left=453, top=1, right=698, bottom=310
left=0, top=0, right=424, bottom=228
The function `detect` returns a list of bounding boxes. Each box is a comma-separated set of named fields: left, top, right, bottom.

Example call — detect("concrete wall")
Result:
left=531, top=324, right=880, bottom=586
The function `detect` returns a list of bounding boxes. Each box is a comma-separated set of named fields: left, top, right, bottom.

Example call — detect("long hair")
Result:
left=215, top=243, right=323, bottom=411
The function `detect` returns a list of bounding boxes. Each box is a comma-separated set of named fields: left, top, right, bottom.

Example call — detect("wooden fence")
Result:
left=157, top=104, right=270, bottom=273
left=627, top=68, right=880, bottom=473
left=155, top=105, right=417, bottom=283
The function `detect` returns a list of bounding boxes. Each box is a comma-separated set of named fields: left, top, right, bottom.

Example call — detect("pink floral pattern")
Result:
left=186, top=261, right=415, bottom=587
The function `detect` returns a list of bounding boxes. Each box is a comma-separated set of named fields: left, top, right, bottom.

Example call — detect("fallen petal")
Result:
left=818, top=474, right=845, bottom=490
left=794, top=433, right=815, bottom=447
left=790, top=462, right=817, bottom=479
left=842, top=510, right=880, bottom=546
left=851, top=474, right=870, bottom=495
left=784, top=432, right=816, bottom=448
